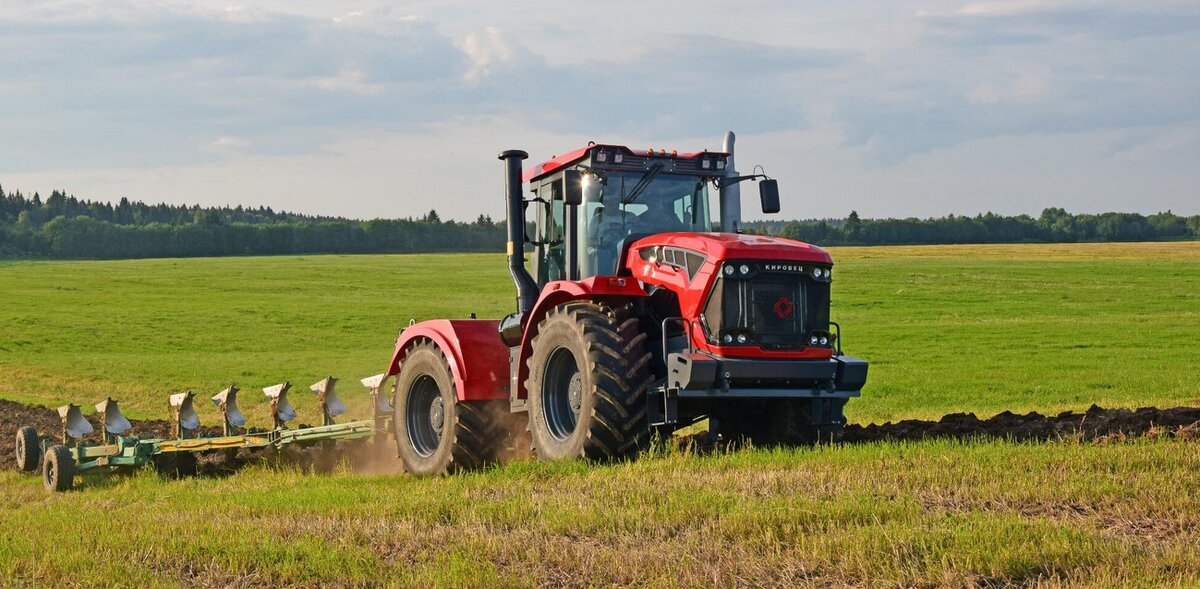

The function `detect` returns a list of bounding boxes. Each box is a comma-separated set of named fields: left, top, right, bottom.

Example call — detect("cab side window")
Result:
left=536, top=183, right=566, bottom=283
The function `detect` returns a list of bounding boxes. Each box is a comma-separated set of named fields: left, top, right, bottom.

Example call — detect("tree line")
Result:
left=0, top=184, right=504, bottom=259
left=745, top=209, right=1200, bottom=246
left=0, top=183, right=1196, bottom=260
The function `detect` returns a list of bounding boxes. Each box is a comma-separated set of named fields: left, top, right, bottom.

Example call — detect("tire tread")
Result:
left=396, top=341, right=503, bottom=475
left=527, top=301, right=652, bottom=460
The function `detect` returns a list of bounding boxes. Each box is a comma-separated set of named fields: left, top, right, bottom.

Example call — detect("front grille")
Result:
left=701, top=262, right=831, bottom=349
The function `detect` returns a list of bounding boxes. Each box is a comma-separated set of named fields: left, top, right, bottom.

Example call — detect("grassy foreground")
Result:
left=1, top=242, right=1198, bottom=423
left=2, top=437, right=1198, bottom=588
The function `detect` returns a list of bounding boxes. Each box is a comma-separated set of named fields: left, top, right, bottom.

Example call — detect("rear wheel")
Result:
left=15, top=426, right=40, bottom=473
left=43, top=445, right=75, bottom=493
left=394, top=341, right=491, bottom=475
left=717, top=398, right=846, bottom=446
left=526, top=301, right=652, bottom=461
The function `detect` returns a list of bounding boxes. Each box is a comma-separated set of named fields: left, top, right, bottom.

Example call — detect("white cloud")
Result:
left=460, top=27, right=517, bottom=83
left=969, top=73, right=1052, bottom=104
left=204, top=136, right=251, bottom=153
left=957, top=1, right=1062, bottom=18
left=1109, top=123, right=1200, bottom=161
left=308, top=68, right=383, bottom=95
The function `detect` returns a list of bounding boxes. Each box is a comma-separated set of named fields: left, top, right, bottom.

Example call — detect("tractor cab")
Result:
left=523, top=145, right=728, bottom=285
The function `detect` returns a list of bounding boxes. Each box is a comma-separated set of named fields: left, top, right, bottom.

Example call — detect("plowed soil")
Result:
left=4, top=398, right=1199, bottom=472
left=842, top=404, right=1200, bottom=443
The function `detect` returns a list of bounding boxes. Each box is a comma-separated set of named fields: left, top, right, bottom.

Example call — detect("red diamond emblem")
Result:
left=773, top=295, right=794, bottom=319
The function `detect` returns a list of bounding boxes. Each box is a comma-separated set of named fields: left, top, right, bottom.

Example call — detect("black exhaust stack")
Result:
left=499, top=149, right=537, bottom=317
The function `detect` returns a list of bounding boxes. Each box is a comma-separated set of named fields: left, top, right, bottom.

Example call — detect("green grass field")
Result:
left=2, top=242, right=1197, bottom=422
left=2, top=242, right=1199, bottom=587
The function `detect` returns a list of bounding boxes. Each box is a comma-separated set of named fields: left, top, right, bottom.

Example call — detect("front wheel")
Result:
left=394, top=341, right=492, bottom=475
left=43, top=445, right=75, bottom=493
left=526, top=302, right=652, bottom=461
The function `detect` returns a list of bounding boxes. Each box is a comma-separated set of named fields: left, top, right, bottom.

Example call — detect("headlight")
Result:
left=739, top=264, right=750, bottom=275
left=736, top=334, right=748, bottom=344
left=809, top=335, right=819, bottom=346
left=723, top=265, right=734, bottom=276
left=723, top=334, right=733, bottom=344
left=811, top=267, right=822, bottom=279
left=819, top=336, right=829, bottom=346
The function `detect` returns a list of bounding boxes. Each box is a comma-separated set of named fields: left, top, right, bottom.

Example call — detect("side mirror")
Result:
left=759, top=179, right=780, bottom=214
left=563, top=169, right=583, bottom=206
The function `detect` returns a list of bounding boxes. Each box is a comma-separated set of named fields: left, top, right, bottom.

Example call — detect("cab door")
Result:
left=531, top=182, right=566, bottom=286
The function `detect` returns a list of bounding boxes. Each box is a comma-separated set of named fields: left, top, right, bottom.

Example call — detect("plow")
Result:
left=12, top=131, right=873, bottom=492
left=14, top=376, right=394, bottom=492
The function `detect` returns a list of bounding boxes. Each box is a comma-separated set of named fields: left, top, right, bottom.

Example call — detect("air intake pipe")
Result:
left=719, top=130, right=741, bottom=233
left=499, top=149, right=537, bottom=316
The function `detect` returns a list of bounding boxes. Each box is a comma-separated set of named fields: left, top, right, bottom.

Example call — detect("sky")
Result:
left=1, top=0, right=1197, bottom=222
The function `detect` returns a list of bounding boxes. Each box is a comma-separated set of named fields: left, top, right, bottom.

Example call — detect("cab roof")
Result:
left=523, top=144, right=727, bottom=183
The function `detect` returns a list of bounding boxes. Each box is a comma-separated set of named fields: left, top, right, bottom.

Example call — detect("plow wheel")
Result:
left=526, top=301, right=651, bottom=461
left=394, top=341, right=491, bottom=475
left=15, top=426, right=41, bottom=473
left=717, top=398, right=847, bottom=446
left=43, top=445, right=75, bottom=493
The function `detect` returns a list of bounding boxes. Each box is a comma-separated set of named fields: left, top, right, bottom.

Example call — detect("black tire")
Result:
left=43, top=445, right=75, bottom=493
left=15, top=426, right=41, bottom=473
left=717, top=398, right=846, bottom=446
left=394, top=341, right=491, bottom=475
left=526, top=301, right=652, bottom=461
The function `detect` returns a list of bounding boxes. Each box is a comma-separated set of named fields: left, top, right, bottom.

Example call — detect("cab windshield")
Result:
left=577, top=171, right=713, bottom=278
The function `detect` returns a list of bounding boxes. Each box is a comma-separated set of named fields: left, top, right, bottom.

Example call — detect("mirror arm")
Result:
left=714, top=173, right=769, bottom=189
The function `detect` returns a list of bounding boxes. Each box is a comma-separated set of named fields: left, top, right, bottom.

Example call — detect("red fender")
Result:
left=513, top=276, right=649, bottom=400
left=385, top=319, right=509, bottom=401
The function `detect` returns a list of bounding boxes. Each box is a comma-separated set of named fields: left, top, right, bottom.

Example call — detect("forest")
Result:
left=0, top=185, right=502, bottom=259
left=746, top=208, right=1200, bottom=246
left=1, top=184, right=1196, bottom=259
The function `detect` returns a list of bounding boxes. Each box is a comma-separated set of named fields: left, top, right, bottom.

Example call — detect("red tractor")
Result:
left=384, top=132, right=868, bottom=474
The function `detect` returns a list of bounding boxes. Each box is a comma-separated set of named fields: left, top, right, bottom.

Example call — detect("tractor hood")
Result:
left=623, top=231, right=836, bottom=361
left=626, top=232, right=832, bottom=266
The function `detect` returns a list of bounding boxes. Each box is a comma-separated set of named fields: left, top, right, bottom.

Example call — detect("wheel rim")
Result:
left=407, top=375, right=444, bottom=457
left=543, top=347, right=582, bottom=442
left=45, top=459, right=55, bottom=485
left=16, top=435, right=24, bottom=465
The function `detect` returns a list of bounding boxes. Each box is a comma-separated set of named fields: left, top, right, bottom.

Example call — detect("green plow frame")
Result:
left=13, top=374, right=395, bottom=492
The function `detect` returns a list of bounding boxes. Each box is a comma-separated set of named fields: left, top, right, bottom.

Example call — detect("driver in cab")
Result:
left=637, top=197, right=686, bottom=234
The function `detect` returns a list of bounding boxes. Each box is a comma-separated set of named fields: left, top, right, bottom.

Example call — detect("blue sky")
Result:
left=1, top=0, right=1197, bottom=221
